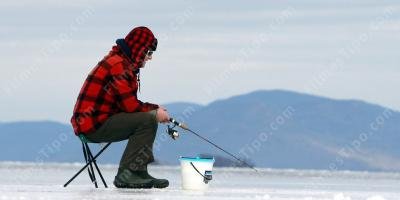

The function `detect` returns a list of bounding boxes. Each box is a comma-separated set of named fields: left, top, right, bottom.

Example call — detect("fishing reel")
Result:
left=166, top=118, right=188, bottom=140
left=166, top=124, right=179, bottom=140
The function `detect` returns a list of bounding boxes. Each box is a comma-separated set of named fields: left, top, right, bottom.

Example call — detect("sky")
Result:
left=0, top=0, right=399, bottom=123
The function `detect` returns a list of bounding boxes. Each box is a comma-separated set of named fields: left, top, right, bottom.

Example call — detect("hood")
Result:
left=115, top=26, right=158, bottom=69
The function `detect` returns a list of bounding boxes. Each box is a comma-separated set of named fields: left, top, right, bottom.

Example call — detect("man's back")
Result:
left=71, top=47, right=158, bottom=135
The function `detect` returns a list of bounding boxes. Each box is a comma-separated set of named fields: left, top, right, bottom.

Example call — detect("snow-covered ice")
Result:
left=0, top=162, right=399, bottom=200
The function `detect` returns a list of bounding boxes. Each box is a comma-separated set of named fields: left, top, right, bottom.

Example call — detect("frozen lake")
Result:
left=0, top=162, right=399, bottom=200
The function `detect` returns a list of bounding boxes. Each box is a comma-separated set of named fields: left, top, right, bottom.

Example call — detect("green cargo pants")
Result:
left=85, top=110, right=158, bottom=171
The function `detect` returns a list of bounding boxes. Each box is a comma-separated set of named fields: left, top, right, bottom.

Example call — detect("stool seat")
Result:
left=78, top=134, right=90, bottom=143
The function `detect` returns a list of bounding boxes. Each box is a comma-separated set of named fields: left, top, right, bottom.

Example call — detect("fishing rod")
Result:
left=167, top=118, right=259, bottom=173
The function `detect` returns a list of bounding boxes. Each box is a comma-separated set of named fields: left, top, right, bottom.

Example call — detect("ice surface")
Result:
left=0, top=162, right=399, bottom=200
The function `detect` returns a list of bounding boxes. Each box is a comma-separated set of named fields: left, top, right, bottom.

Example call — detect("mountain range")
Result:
left=1, top=90, right=399, bottom=172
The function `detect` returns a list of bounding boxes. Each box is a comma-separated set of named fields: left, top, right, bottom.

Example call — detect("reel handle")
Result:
left=167, top=125, right=179, bottom=140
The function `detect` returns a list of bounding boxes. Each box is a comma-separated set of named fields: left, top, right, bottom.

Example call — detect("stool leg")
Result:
left=86, top=145, right=108, bottom=188
left=64, top=142, right=111, bottom=188
left=82, top=143, right=95, bottom=184
left=84, top=143, right=98, bottom=188
left=83, top=143, right=94, bottom=185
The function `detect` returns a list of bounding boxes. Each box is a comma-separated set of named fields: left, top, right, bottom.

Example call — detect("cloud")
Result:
left=0, top=0, right=107, bottom=8
left=0, top=0, right=399, bottom=122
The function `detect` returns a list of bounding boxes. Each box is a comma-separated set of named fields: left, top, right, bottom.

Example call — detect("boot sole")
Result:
left=113, top=180, right=153, bottom=189
left=152, top=180, right=169, bottom=189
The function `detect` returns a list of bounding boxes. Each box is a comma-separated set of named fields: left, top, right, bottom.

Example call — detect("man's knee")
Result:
left=142, top=110, right=158, bottom=129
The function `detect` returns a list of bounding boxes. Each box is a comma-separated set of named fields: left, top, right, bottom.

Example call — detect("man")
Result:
left=70, top=26, right=170, bottom=189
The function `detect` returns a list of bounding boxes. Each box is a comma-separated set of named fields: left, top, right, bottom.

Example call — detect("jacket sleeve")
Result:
left=110, top=73, right=159, bottom=113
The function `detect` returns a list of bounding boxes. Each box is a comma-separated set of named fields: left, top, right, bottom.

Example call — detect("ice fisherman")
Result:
left=70, top=26, right=170, bottom=189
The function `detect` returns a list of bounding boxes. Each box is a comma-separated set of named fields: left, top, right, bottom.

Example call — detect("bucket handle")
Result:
left=190, top=162, right=212, bottom=184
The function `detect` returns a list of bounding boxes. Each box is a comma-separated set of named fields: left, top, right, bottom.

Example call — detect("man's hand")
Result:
left=156, top=106, right=170, bottom=123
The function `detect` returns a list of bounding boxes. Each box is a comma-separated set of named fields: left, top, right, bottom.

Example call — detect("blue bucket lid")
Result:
left=179, top=156, right=215, bottom=162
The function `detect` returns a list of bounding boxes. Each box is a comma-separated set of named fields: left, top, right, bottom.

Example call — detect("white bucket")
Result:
left=179, top=156, right=215, bottom=190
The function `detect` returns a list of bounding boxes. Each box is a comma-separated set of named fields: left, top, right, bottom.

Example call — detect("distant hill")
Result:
left=1, top=90, right=399, bottom=172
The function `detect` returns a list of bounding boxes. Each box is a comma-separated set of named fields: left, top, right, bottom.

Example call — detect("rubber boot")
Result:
left=137, top=170, right=169, bottom=188
left=113, top=168, right=153, bottom=189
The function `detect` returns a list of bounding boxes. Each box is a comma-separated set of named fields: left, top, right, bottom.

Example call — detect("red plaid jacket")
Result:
left=71, top=27, right=159, bottom=135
